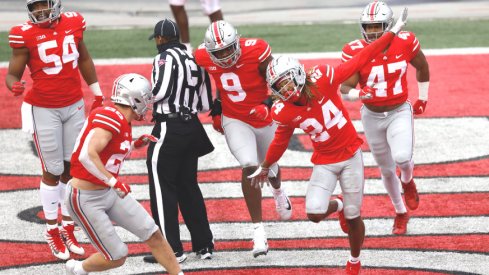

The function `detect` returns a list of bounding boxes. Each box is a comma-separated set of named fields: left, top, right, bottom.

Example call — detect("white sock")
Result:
left=399, top=159, right=414, bottom=183
left=40, top=181, right=60, bottom=220
left=58, top=180, right=70, bottom=216
left=46, top=223, right=58, bottom=230
left=74, top=260, right=88, bottom=275
left=335, top=198, right=344, bottom=212
left=349, top=255, right=360, bottom=263
left=62, top=220, right=74, bottom=227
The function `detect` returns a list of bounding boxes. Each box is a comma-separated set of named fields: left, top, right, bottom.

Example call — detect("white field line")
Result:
left=0, top=47, right=488, bottom=68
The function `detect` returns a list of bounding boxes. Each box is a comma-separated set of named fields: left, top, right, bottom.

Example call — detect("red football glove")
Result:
left=108, top=177, right=131, bottom=198
left=90, top=96, right=104, bottom=112
left=11, top=80, right=26, bottom=96
left=360, top=86, right=375, bottom=100
left=249, top=104, right=269, bottom=121
left=133, top=134, right=158, bottom=149
left=413, top=100, right=427, bottom=115
left=212, top=115, right=224, bottom=134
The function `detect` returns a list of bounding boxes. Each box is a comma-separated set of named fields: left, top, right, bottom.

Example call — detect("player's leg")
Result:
left=65, top=184, right=128, bottom=273
left=32, top=106, right=68, bottom=259
left=387, top=102, right=419, bottom=210
left=222, top=115, right=266, bottom=257
left=169, top=0, right=190, bottom=50
left=200, top=0, right=223, bottom=22
left=109, top=194, right=182, bottom=274
left=256, top=123, right=292, bottom=220
left=305, top=164, right=341, bottom=223
left=59, top=100, right=86, bottom=255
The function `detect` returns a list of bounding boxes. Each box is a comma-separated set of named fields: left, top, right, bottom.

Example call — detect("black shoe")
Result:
left=143, top=255, right=157, bottom=264
left=196, top=247, right=213, bottom=260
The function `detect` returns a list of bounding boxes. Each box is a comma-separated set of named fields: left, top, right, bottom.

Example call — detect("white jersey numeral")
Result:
left=106, top=140, right=131, bottom=174
left=299, top=99, right=346, bottom=142
left=220, top=72, right=246, bottom=102
left=366, top=61, right=407, bottom=97
left=37, top=34, right=79, bottom=75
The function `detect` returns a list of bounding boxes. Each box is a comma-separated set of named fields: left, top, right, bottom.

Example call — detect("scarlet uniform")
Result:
left=71, top=107, right=132, bottom=186
left=341, top=31, right=420, bottom=106
left=267, top=64, right=363, bottom=165
left=195, top=38, right=272, bottom=128
left=8, top=12, right=86, bottom=108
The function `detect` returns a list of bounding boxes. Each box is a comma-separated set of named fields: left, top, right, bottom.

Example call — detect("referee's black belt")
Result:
left=153, top=112, right=197, bottom=122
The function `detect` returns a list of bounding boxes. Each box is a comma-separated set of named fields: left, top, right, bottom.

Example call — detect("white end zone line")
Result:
left=1, top=47, right=488, bottom=68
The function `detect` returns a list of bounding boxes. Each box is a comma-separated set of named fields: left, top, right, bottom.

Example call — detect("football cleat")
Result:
left=66, top=259, right=87, bottom=275
left=143, top=252, right=188, bottom=264
left=346, top=260, right=361, bottom=275
left=402, top=178, right=420, bottom=210
left=252, top=225, right=269, bottom=258
left=61, top=223, right=85, bottom=255
left=44, top=227, right=70, bottom=260
left=196, top=247, right=213, bottom=260
left=336, top=195, right=349, bottom=234
left=392, top=212, right=410, bottom=235
left=272, top=188, right=292, bottom=220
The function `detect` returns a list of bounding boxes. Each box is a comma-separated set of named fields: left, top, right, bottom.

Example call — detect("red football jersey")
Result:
left=71, top=107, right=132, bottom=187
left=267, top=64, right=363, bottom=165
left=195, top=38, right=272, bottom=128
left=9, top=12, right=87, bottom=108
left=341, top=31, right=421, bottom=106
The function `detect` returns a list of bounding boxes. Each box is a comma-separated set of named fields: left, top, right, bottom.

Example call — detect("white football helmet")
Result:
left=27, top=0, right=62, bottom=27
left=204, top=20, right=241, bottom=68
left=111, top=74, right=153, bottom=121
left=266, top=56, right=306, bottom=102
left=360, top=1, right=393, bottom=43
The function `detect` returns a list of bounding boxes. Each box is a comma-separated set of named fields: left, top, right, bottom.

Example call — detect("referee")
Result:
left=143, top=19, right=215, bottom=264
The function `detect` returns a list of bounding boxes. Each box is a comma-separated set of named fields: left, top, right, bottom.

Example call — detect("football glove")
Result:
left=249, top=104, right=269, bottom=121
left=413, top=100, right=427, bottom=115
left=107, top=177, right=131, bottom=198
left=248, top=166, right=270, bottom=189
left=11, top=80, right=26, bottom=96
left=133, top=134, right=158, bottom=149
left=359, top=86, right=375, bottom=100
left=212, top=115, right=224, bottom=134
left=90, top=96, right=104, bottom=112
left=390, top=7, right=408, bottom=35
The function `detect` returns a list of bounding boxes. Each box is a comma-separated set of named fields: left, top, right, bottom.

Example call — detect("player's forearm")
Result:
left=79, top=58, right=99, bottom=86
left=5, top=74, right=20, bottom=91
left=80, top=148, right=114, bottom=184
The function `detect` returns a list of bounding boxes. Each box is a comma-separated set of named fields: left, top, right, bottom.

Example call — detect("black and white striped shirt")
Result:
left=151, top=44, right=212, bottom=115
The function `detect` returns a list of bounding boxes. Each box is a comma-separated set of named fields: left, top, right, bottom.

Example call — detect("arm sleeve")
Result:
left=8, top=26, right=26, bottom=49
left=264, top=124, right=295, bottom=165
left=152, top=52, right=176, bottom=102
left=333, top=32, right=395, bottom=86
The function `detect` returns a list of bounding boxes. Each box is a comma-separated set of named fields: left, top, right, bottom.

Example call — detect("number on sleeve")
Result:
left=349, top=39, right=365, bottom=50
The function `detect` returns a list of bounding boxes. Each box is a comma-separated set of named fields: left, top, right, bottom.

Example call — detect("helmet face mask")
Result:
left=27, top=0, right=62, bottom=27
left=360, top=1, right=393, bottom=43
left=266, top=56, right=306, bottom=102
left=204, top=20, right=241, bottom=68
left=111, top=74, right=153, bottom=121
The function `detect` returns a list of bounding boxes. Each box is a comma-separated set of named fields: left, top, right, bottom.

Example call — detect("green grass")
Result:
left=1, top=19, right=488, bottom=61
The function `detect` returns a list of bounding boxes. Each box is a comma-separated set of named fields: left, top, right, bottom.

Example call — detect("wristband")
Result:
left=344, top=88, right=360, bottom=101
left=89, top=82, right=103, bottom=96
left=107, top=177, right=117, bottom=188
left=417, top=81, right=429, bottom=101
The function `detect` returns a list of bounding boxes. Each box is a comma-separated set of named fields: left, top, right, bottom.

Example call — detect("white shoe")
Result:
left=66, top=259, right=88, bottom=275
left=61, top=224, right=85, bottom=255
left=44, top=227, right=70, bottom=260
left=252, top=225, right=268, bottom=258
left=272, top=188, right=292, bottom=220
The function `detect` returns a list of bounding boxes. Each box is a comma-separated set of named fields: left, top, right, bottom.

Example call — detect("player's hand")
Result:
left=413, top=100, right=427, bottom=115
left=133, top=134, right=158, bottom=149
left=212, top=115, right=224, bottom=134
left=390, top=7, right=408, bottom=35
left=90, top=96, right=104, bottom=112
left=360, top=86, right=375, bottom=100
left=108, top=177, right=131, bottom=198
left=249, top=104, right=269, bottom=121
left=11, top=80, right=26, bottom=96
left=247, top=166, right=270, bottom=189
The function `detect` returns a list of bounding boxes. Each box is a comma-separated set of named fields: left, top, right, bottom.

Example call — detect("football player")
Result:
left=340, top=1, right=430, bottom=235
left=5, top=0, right=104, bottom=260
left=65, top=74, right=183, bottom=275
left=194, top=20, right=292, bottom=258
left=249, top=9, right=408, bottom=275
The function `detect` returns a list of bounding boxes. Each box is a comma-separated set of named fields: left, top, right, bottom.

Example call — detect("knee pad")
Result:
left=305, top=197, right=327, bottom=214
left=394, top=153, right=412, bottom=167
left=344, top=205, right=360, bottom=220
left=111, top=243, right=129, bottom=261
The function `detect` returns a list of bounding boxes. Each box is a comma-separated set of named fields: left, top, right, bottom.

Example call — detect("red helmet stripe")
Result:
left=369, top=1, right=378, bottom=21
left=212, top=22, right=223, bottom=46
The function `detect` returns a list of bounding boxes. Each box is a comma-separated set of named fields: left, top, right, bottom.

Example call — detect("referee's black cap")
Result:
left=148, top=19, right=180, bottom=40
